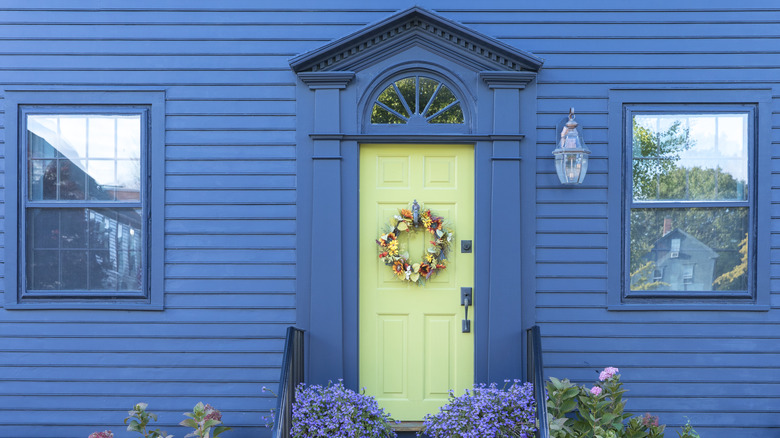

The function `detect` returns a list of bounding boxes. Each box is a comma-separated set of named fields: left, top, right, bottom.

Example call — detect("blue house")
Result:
left=0, top=2, right=777, bottom=437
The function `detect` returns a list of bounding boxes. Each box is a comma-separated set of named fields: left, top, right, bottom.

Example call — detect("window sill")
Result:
left=608, top=303, right=769, bottom=312
left=4, top=301, right=163, bottom=311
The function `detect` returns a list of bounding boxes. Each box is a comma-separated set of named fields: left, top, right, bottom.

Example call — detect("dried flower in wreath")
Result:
left=376, top=201, right=453, bottom=285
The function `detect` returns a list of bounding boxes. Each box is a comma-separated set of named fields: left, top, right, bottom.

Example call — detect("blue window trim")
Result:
left=607, top=88, right=771, bottom=311
left=4, top=89, right=165, bottom=310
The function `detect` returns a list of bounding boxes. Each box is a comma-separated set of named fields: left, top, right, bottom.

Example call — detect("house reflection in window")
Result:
left=631, top=227, right=717, bottom=292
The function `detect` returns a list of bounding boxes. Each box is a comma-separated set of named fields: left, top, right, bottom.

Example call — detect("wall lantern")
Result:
left=553, top=108, right=590, bottom=185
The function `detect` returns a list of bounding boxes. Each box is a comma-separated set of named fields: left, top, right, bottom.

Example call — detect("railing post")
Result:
left=273, top=327, right=305, bottom=438
left=526, top=325, right=549, bottom=438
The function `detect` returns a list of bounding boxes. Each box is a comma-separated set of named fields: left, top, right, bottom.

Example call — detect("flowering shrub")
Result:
left=180, top=402, right=231, bottom=438
left=546, top=367, right=700, bottom=438
left=291, top=380, right=396, bottom=438
left=419, top=380, right=537, bottom=438
left=124, top=403, right=172, bottom=438
left=91, top=402, right=229, bottom=438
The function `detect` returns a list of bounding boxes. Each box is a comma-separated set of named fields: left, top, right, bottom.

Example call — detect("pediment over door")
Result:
left=289, top=6, right=544, bottom=74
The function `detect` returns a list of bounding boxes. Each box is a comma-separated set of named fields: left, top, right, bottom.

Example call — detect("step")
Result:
left=392, top=421, right=427, bottom=437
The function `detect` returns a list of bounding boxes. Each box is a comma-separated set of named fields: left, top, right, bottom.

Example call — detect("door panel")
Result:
left=359, top=144, right=474, bottom=421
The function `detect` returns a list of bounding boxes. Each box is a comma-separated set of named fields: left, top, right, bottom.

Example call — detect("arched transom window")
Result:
left=371, top=75, right=464, bottom=125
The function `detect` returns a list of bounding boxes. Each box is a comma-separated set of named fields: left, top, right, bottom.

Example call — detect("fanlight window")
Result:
left=371, top=76, right=464, bottom=125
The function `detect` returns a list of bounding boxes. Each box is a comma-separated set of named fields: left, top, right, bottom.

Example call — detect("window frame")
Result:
left=362, top=70, right=472, bottom=135
left=607, top=89, right=771, bottom=310
left=4, top=89, right=165, bottom=309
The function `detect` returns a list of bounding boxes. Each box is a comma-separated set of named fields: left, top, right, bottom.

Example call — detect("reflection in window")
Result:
left=370, top=76, right=464, bottom=125
left=629, top=113, right=751, bottom=294
left=25, top=113, right=143, bottom=293
left=632, top=114, right=748, bottom=201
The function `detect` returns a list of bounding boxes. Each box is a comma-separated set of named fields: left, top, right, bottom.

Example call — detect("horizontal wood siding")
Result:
left=1, top=1, right=779, bottom=437
left=504, top=5, right=780, bottom=437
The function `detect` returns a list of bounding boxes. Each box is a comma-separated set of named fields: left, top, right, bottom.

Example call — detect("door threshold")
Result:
left=391, top=421, right=424, bottom=432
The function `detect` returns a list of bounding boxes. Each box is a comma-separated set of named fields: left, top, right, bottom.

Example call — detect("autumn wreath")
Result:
left=376, top=200, right=453, bottom=285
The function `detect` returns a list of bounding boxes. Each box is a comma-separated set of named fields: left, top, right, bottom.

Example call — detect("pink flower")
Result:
left=590, top=386, right=602, bottom=396
left=88, top=431, right=114, bottom=438
left=599, top=366, right=620, bottom=381
left=204, top=404, right=222, bottom=422
left=642, top=412, right=660, bottom=427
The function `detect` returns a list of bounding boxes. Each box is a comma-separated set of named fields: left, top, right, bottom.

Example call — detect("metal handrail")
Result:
left=526, top=325, right=550, bottom=438
left=272, top=327, right=304, bottom=438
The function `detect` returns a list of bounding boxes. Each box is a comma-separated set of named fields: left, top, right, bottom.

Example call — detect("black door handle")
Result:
left=461, top=287, right=472, bottom=333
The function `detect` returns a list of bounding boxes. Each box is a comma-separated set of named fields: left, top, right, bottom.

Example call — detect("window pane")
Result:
left=629, top=207, right=749, bottom=292
left=28, top=159, right=56, bottom=201
left=26, top=207, right=142, bottom=292
left=28, top=250, right=59, bottom=290
left=371, top=105, right=405, bottom=124
left=429, top=105, right=464, bottom=124
left=425, top=84, right=457, bottom=117
left=27, top=114, right=141, bottom=202
left=87, top=116, right=116, bottom=158
left=61, top=250, right=89, bottom=290
left=376, top=84, right=409, bottom=118
left=632, top=114, right=748, bottom=201
left=418, top=77, right=438, bottom=112
left=395, top=77, right=416, bottom=114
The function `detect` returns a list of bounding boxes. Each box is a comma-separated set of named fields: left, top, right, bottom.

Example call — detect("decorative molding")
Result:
left=341, top=134, right=525, bottom=143
left=289, top=7, right=544, bottom=74
left=480, top=71, right=538, bottom=89
left=310, top=134, right=345, bottom=140
left=297, top=72, right=355, bottom=89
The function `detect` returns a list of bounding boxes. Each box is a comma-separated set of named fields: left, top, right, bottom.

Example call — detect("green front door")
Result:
left=359, top=143, right=475, bottom=421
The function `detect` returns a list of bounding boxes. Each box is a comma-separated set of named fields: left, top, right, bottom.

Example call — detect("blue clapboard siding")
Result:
left=1, top=1, right=780, bottom=437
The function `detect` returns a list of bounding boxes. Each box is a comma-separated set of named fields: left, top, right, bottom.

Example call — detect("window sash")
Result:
left=20, top=107, right=149, bottom=299
left=624, top=106, right=755, bottom=299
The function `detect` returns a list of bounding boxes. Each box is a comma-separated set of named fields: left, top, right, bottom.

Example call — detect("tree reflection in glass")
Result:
left=370, top=76, right=464, bottom=125
left=630, top=114, right=750, bottom=292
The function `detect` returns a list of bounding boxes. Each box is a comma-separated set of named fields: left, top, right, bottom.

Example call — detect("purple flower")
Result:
left=88, top=431, right=113, bottom=438
left=590, top=386, right=602, bottom=396
left=599, top=366, right=620, bottom=381
left=291, top=380, right=396, bottom=438
left=420, top=381, right=537, bottom=438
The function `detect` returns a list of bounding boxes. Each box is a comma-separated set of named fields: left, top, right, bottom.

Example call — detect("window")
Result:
left=24, top=111, right=145, bottom=295
left=628, top=110, right=752, bottom=297
left=4, top=90, right=164, bottom=309
left=370, top=75, right=464, bottom=125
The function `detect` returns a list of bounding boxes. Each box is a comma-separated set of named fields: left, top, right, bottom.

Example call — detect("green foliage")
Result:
left=180, top=402, right=231, bottom=438
left=629, top=116, right=749, bottom=292
left=546, top=369, right=699, bottom=438
left=631, top=119, right=692, bottom=201
left=124, top=403, right=172, bottom=438
left=676, top=419, right=701, bottom=438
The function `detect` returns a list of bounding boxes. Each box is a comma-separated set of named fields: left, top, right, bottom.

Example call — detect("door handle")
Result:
left=461, top=287, right=472, bottom=333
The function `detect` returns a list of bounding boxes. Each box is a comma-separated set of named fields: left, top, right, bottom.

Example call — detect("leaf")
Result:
left=563, top=387, right=580, bottom=398
left=397, top=222, right=408, bottom=231
left=413, top=263, right=420, bottom=273
left=436, top=229, right=443, bottom=237
left=410, top=273, right=420, bottom=282
left=180, top=418, right=198, bottom=428
left=560, top=398, right=577, bottom=414
left=213, top=426, right=232, bottom=437
left=126, top=421, right=141, bottom=432
left=203, top=419, right=221, bottom=429
left=549, top=376, right=563, bottom=389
